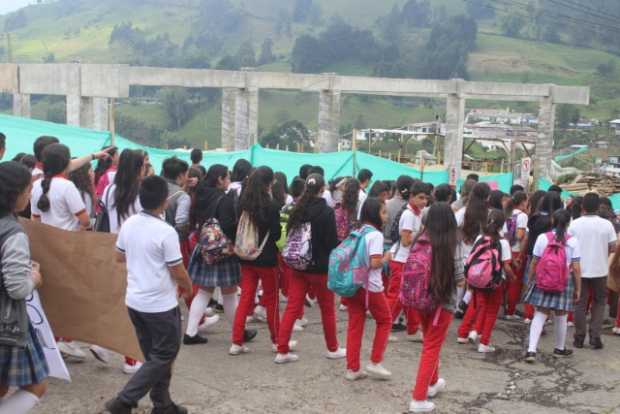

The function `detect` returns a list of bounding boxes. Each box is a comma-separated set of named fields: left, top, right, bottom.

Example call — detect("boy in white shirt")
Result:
left=568, top=193, right=617, bottom=350
left=105, top=175, right=193, bottom=414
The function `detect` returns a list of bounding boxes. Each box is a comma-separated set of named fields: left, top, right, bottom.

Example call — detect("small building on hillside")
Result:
left=610, top=119, right=620, bottom=135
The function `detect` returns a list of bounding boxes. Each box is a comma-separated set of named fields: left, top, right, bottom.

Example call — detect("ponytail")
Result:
left=37, top=143, right=71, bottom=213
left=505, top=191, right=527, bottom=218
left=552, top=209, right=571, bottom=242
left=287, top=173, right=324, bottom=233
left=483, top=208, right=506, bottom=243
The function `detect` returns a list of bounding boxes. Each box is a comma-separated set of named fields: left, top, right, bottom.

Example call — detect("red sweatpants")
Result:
left=473, top=288, right=503, bottom=345
left=412, top=308, right=453, bottom=401
left=457, top=298, right=482, bottom=339
left=386, top=261, right=420, bottom=334
left=277, top=271, right=338, bottom=354
left=233, top=265, right=279, bottom=345
left=344, top=289, right=392, bottom=372
left=505, top=252, right=525, bottom=316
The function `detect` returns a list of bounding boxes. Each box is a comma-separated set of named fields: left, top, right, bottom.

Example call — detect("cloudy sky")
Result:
left=0, top=0, right=35, bottom=15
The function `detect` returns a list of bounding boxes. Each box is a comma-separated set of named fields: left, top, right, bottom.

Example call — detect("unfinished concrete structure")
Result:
left=0, top=63, right=589, bottom=181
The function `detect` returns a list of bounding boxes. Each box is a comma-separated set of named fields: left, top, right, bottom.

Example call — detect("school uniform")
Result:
left=344, top=227, right=391, bottom=372
left=504, top=209, right=528, bottom=316
left=102, top=184, right=142, bottom=235
left=30, top=177, right=86, bottom=231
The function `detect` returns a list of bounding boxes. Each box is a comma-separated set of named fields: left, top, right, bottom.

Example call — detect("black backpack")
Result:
left=94, top=186, right=111, bottom=233
left=389, top=204, right=408, bottom=244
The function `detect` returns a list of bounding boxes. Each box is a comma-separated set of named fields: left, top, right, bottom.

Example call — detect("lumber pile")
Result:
left=560, top=174, right=620, bottom=196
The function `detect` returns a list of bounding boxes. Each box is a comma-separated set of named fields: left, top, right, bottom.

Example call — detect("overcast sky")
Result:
left=0, top=0, right=35, bottom=15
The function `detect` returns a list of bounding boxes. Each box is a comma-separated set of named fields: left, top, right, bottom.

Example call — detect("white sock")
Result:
left=457, top=286, right=465, bottom=304
left=554, top=314, right=568, bottom=350
left=463, top=290, right=473, bottom=305
left=222, top=293, right=239, bottom=326
left=528, top=311, right=547, bottom=353
left=0, top=390, right=39, bottom=414
left=185, top=290, right=212, bottom=337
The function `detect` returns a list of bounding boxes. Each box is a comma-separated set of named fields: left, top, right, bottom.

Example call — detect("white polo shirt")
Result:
left=390, top=205, right=423, bottom=263
left=568, top=215, right=617, bottom=278
left=365, top=229, right=385, bottom=293
left=116, top=212, right=183, bottom=313
left=31, top=177, right=86, bottom=231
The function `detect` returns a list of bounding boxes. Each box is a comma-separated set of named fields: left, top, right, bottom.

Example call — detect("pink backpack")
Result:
left=465, top=237, right=503, bottom=290
left=536, top=232, right=570, bottom=293
left=400, top=233, right=436, bottom=313
left=334, top=204, right=353, bottom=242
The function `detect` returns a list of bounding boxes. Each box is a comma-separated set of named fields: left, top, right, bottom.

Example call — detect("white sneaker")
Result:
left=58, top=341, right=86, bottom=361
left=253, top=305, right=267, bottom=322
left=274, top=353, right=299, bottom=364
left=326, top=347, right=347, bottom=360
left=478, top=343, right=496, bottom=353
left=365, top=363, right=392, bottom=380
left=456, top=337, right=469, bottom=344
left=339, top=304, right=347, bottom=312
left=122, top=361, right=143, bottom=375
left=613, top=327, right=620, bottom=335
left=523, top=318, right=532, bottom=325
left=467, top=330, right=479, bottom=343
left=89, top=345, right=110, bottom=364
left=198, top=314, right=220, bottom=333
left=505, top=314, right=521, bottom=321
left=567, top=321, right=575, bottom=328
left=388, top=335, right=399, bottom=342
left=305, top=294, right=316, bottom=307
left=229, top=344, right=251, bottom=356
left=272, top=340, right=298, bottom=353
left=345, top=369, right=367, bottom=381
left=408, top=331, right=424, bottom=343
left=297, top=317, right=308, bottom=327
left=293, top=320, right=305, bottom=332
left=409, top=400, right=435, bottom=413
left=204, top=307, right=216, bottom=317
left=427, top=378, right=446, bottom=398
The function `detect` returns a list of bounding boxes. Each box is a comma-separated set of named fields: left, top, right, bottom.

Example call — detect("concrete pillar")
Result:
left=93, top=97, right=110, bottom=131
left=318, top=90, right=341, bottom=153
left=66, top=95, right=81, bottom=126
left=233, top=87, right=259, bottom=150
left=80, top=97, right=94, bottom=129
left=444, top=93, right=466, bottom=181
left=12, top=93, right=31, bottom=117
left=221, top=88, right=238, bottom=151
left=534, top=97, right=555, bottom=184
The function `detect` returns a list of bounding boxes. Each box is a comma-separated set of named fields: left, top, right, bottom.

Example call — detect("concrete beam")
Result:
left=20, top=63, right=81, bottom=96
left=81, top=64, right=129, bottom=98
left=12, top=93, right=30, bottom=117
left=318, top=90, right=341, bottom=153
left=533, top=97, right=555, bottom=184
left=0, top=64, right=18, bottom=93
left=444, top=93, right=466, bottom=181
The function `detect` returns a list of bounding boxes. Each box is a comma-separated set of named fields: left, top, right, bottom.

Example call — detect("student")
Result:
left=161, top=157, right=191, bottom=239
left=368, top=181, right=390, bottom=204
left=387, top=181, right=430, bottom=342
left=357, top=169, right=373, bottom=207
left=94, top=146, right=119, bottom=200
left=190, top=148, right=207, bottom=177
left=409, top=202, right=464, bottom=413
left=272, top=171, right=291, bottom=208
left=0, top=161, right=48, bottom=414
left=503, top=191, right=529, bottom=320
left=488, top=190, right=507, bottom=210
left=69, top=163, right=96, bottom=223
left=569, top=193, right=617, bottom=350
left=299, top=164, right=313, bottom=180
left=334, top=178, right=360, bottom=242
left=185, top=165, right=256, bottom=345
left=433, top=184, right=453, bottom=204
left=524, top=209, right=581, bottom=362
left=0, top=133, right=5, bottom=160
left=231, top=167, right=282, bottom=355
left=105, top=176, right=193, bottom=414
left=13, top=153, right=36, bottom=172
left=510, top=184, right=525, bottom=195
left=275, top=174, right=344, bottom=363
left=344, top=198, right=392, bottom=381
left=230, top=159, right=252, bottom=197
left=457, top=209, right=513, bottom=353
left=384, top=175, right=414, bottom=246
left=609, top=242, right=620, bottom=335
left=466, top=173, right=480, bottom=182
left=451, top=178, right=475, bottom=212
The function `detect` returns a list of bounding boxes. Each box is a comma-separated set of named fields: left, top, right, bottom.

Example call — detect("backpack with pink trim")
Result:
left=536, top=232, right=570, bottom=293
left=465, top=236, right=503, bottom=290
left=334, top=204, right=353, bottom=242
left=400, top=233, right=436, bottom=312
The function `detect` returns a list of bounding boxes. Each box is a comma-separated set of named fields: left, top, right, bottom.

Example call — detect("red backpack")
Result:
left=536, top=232, right=570, bottom=293
left=400, top=233, right=436, bottom=313
left=465, top=236, right=503, bottom=290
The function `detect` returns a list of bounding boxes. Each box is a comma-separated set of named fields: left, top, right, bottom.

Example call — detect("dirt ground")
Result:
left=33, top=305, right=620, bottom=414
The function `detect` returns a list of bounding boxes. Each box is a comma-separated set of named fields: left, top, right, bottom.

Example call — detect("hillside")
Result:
left=1, top=0, right=619, bottom=151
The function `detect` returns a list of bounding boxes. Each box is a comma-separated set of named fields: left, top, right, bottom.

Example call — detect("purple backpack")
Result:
left=536, top=232, right=570, bottom=293
left=400, top=233, right=436, bottom=312
left=465, top=237, right=503, bottom=290
left=334, top=204, right=352, bottom=242
left=282, top=222, right=313, bottom=271
left=505, top=213, right=519, bottom=247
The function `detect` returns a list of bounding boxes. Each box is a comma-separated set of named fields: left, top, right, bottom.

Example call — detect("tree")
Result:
left=216, top=55, right=241, bottom=70
left=556, top=104, right=580, bottom=129
left=275, top=9, right=292, bottom=37
left=293, top=0, right=314, bottom=23
left=236, top=40, right=256, bottom=68
left=597, top=60, right=617, bottom=78
left=258, top=38, right=275, bottom=66
left=466, top=0, right=494, bottom=19
left=501, top=15, right=525, bottom=38
left=402, top=0, right=432, bottom=27
left=157, top=87, right=192, bottom=130
left=260, top=120, right=311, bottom=150
left=291, top=34, right=325, bottom=73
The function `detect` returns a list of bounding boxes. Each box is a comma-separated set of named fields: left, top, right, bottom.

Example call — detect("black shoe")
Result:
left=553, top=348, right=574, bottom=357
left=244, top=329, right=257, bottom=343
left=524, top=352, right=536, bottom=363
left=151, top=403, right=188, bottom=414
left=590, top=338, right=604, bottom=350
left=183, top=334, right=208, bottom=345
left=454, top=310, right=464, bottom=319
left=573, top=336, right=584, bottom=349
left=104, top=398, right=133, bottom=414
left=215, top=303, right=224, bottom=313
left=391, top=323, right=407, bottom=333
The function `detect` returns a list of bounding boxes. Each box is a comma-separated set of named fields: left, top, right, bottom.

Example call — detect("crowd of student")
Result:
left=0, top=131, right=620, bottom=413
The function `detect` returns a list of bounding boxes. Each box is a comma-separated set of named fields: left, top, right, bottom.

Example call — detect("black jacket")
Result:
left=202, top=188, right=238, bottom=242
left=300, top=197, right=339, bottom=274
left=240, top=200, right=282, bottom=268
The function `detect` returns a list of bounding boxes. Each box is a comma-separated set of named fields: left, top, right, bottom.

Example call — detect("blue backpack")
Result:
left=328, top=224, right=376, bottom=297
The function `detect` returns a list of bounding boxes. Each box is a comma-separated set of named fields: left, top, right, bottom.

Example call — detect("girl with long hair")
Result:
left=272, top=171, right=291, bottom=209
left=230, top=167, right=283, bottom=355
left=409, top=202, right=464, bottom=413
left=275, top=174, right=344, bottom=364
left=457, top=209, right=514, bottom=352
left=343, top=198, right=393, bottom=381
left=69, top=163, right=96, bottom=221
left=0, top=161, right=48, bottom=414
left=185, top=165, right=256, bottom=346
left=334, top=178, right=360, bottom=242
left=524, top=209, right=581, bottom=362
left=503, top=191, right=529, bottom=320
left=94, top=146, right=119, bottom=200
left=230, top=158, right=252, bottom=197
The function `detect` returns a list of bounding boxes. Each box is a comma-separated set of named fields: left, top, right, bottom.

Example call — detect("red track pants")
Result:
left=457, top=287, right=503, bottom=345
left=344, top=288, right=392, bottom=372
left=277, top=271, right=338, bottom=354
left=412, top=308, right=453, bottom=401
left=505, top=252, right=525, bottom=316
left=387, top=261, right=420, bottom=334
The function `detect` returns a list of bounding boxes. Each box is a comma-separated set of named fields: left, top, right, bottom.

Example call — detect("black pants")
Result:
left=119, top=306, right=181, bottom=408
